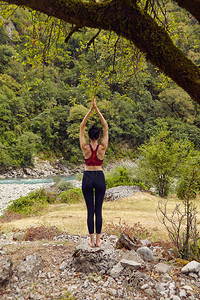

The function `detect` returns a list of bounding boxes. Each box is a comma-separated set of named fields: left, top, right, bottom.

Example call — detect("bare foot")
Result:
left=88, top=240, right=95, bottom=248
left=96, top=239, right=102, bottom=247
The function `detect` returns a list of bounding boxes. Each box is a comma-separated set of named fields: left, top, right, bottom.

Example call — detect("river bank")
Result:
left=0, top=157, right=85, bottom=179
left=0, top=158, right=136, bottom=215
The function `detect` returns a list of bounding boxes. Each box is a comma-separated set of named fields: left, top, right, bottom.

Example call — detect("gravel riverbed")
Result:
left=0, top=183, right=54, bottom=215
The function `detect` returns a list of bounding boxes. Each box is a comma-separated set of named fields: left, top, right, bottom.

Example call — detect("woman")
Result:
left=80, top=97, right=108, bottom=247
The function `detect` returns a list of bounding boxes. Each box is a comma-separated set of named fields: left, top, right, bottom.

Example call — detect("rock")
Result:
left=189, top=272, right=198, bottom=279
left=104, top=185, right=142, bottom=201
left=161, top=273, right=172, bottom=282
left=154, top=262, right=173, bottom=274
left=120, top=259, right=142, bottom=269
left=110, top=262, right=124, bottom=278
left=140, top=239, right=152, bottom=247
left=59, top=261, right=68, bottom=271
left=14, top=253, right=43, bottom=280
left=72, top=238, right=117, bottom=273
left=181, top=261, right=200, bottom=274
left=0, top=258, right=13, bottom=286
left=122, top=249, right=144, bottom=263
left=137, top=246, right=154, bottom=261
left=179, top=289, right=187, bottom=297
left=117, top=232, right=138, bottom=250
left=171, top=296, right=181, bottom=300
left=13, top=232, right=25, bottom=241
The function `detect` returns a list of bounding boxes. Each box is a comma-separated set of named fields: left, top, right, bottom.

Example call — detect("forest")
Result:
left=0, top=1, right=200, bottom=171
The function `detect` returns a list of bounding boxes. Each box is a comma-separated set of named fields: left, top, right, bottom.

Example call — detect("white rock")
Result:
left=110, top=262, right=124, bottom=278
left=154, top=262, right=173, bottom=274
left=179, top=289, right=187, bottom=297
left=141, top=283, right=149, bottom=290
left=182, top=285, right=193, bottom=291
left=120, top=259, right=142, bottom=269
left=171, top=296, right=181, bottom=300
left=181, top=261, right=200, bottom=274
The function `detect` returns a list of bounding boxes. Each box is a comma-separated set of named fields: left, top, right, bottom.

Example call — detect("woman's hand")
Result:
left=92, top=96, right=98, bottom=110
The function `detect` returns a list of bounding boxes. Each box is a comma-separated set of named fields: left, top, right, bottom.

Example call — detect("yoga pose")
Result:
left=80, top=97, right=108, bottom=247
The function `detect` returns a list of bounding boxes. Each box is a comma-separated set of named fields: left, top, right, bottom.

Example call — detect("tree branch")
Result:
left=0, top=0, right=200, bottom=103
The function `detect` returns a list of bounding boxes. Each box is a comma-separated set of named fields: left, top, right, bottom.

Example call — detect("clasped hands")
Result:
left=90, top=96, right=98, bottom=111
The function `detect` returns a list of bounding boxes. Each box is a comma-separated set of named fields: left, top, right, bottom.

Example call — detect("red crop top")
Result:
left=84, top=144, right=103, bottom=166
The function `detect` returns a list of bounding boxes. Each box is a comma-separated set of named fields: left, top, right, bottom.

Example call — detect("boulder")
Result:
left=117, top=232, right=138, bottom=250
left=137, top=246, right=154, bottom=261
left=14, top=253, right=43, bottom=280
left=120, top=259, right=142, bottom=269
left=181, top=261, right=200, bottom=274
left=154, top=262, right=173, bottom=274
left=0, top=258, right=13, bottom=286
left=122, top=249, right=144, bottom=264
left=72, top=238, right=117, bottom=273
left=104, top=186, right=142, bottom=201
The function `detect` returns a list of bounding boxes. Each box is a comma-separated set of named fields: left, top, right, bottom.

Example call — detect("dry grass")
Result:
left=1, top=192, right=200, bottom=241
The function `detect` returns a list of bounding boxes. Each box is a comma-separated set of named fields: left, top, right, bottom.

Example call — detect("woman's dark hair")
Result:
left=88, top=125, right=101, bottom=140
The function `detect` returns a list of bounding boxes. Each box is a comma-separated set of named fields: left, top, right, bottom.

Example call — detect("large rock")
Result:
left=72, top=238, right=117, bottom=273
left=137, top=246, right=154, bottom=261
left=181, top=261, right=200, bottom=274
left=0, top=258, right=13, bottom=286
left=122, top=249, right=144, bottom=264
left=104, top=186, right=142, bottom=201
left=154, top=262, right=173, bottom=274
left=14, top=253, right=43, bottom=280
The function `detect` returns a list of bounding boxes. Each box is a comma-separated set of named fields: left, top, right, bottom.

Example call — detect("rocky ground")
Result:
left=0, top=230, right=200, bottom=300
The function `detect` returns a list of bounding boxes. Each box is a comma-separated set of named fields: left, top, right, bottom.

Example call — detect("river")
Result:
left=0, top=175, right=80, bottom=215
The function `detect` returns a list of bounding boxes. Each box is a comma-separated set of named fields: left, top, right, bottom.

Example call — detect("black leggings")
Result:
left=82, top=171, right=106, bottom=234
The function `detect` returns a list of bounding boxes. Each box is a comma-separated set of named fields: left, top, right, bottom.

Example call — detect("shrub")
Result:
left=6, top=188, right=51, bottom=216
left=104, top=219, right=151, bottom=240
left=57, top=180, right=74, bottom=191
left=105, top=166, right=146, bottom=189
left=24, top=225, right=62, bottom=241
left=59, top=188, right=83, bottom=204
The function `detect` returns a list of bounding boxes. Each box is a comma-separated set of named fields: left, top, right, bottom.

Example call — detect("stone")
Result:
left=137, top=246, right=154, bottom=261
left=155, top=283, right=165, bottom=293
left=171, top=296, right=181, bottom=300
left=104, top=185, right=142, bottom=201
left=141, top=283, right=149, bottom=290
left=181, top=261, right=200, bottom=274
left=0, top=258, right=13, bottom=286
left=117, top=232, right=137, bottom=250
left=110, top=262, right=124, bottom=278
left=160, top=273, right=172, bottom=282
left=72, top=238, right=117, bottom=273
left=14, top=253, right=43, bottom=280
left=13, top=232, right=25, bottom=241
left=188, top=272, right=198, bottom=279
left=122, top=249, right=144, bottom=264
left=140, top=239, right=152, bottom=247
left=154, top=262, right=173, bottom=274
left=120, top=259, right=142, bottom=269
left=179, top=289, right=187, bottom=297
left=59, top=261, right=68, bottom=271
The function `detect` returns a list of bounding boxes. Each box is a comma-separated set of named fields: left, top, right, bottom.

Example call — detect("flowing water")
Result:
left=0, top=175, right=76, bottom=184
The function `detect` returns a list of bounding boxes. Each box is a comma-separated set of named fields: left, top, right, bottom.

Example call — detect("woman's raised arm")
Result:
left=79, top=100, right=94, bottom=150
left=93, top=97, right=108, bottom=150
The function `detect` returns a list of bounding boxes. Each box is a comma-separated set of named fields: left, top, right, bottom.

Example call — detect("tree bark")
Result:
left=1, top=0, right=200, bottom=103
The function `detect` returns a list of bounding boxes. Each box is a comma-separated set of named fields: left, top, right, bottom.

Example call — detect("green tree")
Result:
left=158, top=151, right=200, bottom=260
left=0, top=0, right=199, bottom=102
left=138, top=127, right=192, bottom=197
